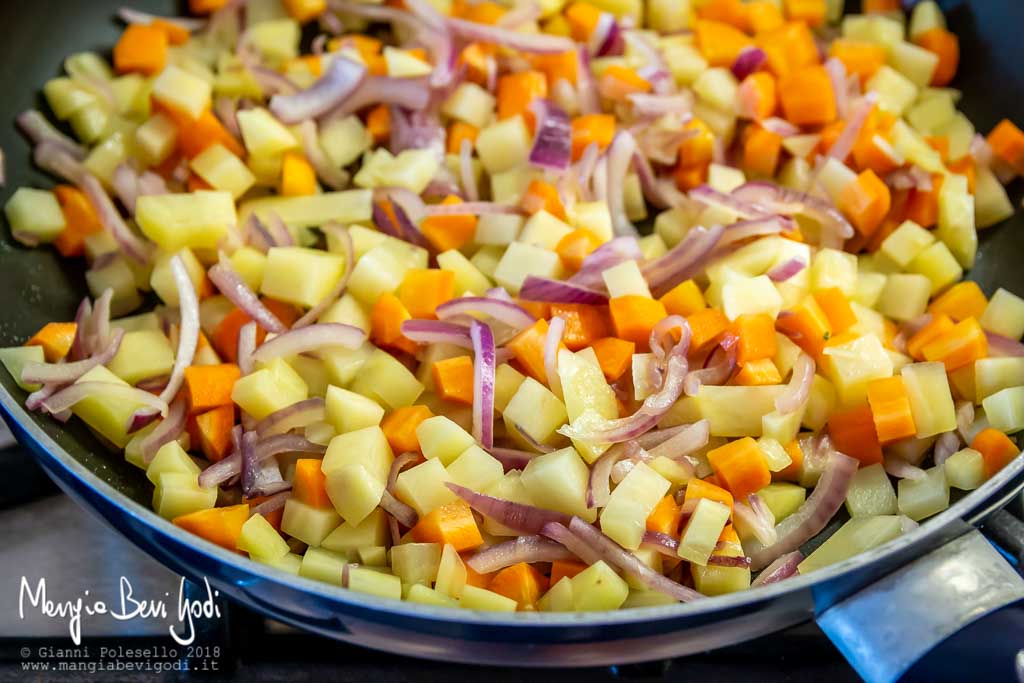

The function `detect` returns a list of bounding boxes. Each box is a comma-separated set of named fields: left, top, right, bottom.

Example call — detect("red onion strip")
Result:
left=270, top=56, right=367, bottom=124
left=208, top=257, right=286, bottom=333
left=540, top=522, right=604, bottom=566
left=447, top=483, right=571, bottom=534
left=775, top=352, right=815, bottom=414
left=250, top=323, right=367, bottom=364
left=21, top=328, right=124, bottom=385
left=254, top=398, right=326, bottom=437
left=751, top=550, right=803, bottom=587
left=158, top=255, right=200, bottom=405
left=436, top=297, right=535, bottom=330
left=400, top=320, right=473, bottom=349
left=237, top=321, right=257, bottom=375
left=140, top=396, right=189, bottom=464
left=470, top=320, right=496, bottom=450
left=40, top=382, right=168, bottom=417
left=465, top=535, right=575, bottom=574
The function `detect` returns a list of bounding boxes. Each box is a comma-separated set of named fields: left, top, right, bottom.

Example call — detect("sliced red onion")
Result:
left=590, top=11, right=623, bottom=57
left=570, top=236, right=643, bottom=290
left=746, top=450, right=858, bottom=571
left=21, top=328, right=124, bottom=385
left=385, top=451, right=421, bottom=537
left=732, top=181, right=854, bottom=249
left=640, top=530, right=679, bottom=557
left=270, top=56, right=366, bottom=124
left=519, top=277, right=608, bottom=305
left=199, top=434, right=325, bottom=489
left=401, top=0, right=457, bottom=88
left=111, top=163, right=140, bottom=215
left=137, top=171, right=169, bottom=197
left=572, top=141, right=600, bottom=203
left=249, top=491, right=291, bottom=518
left=544, top=316, right=566, bottom=398
left=70, top=297, right=93, bottom=361
left=768, top=257, right=807, bottom=282
left=775, top=353, right=815, bottom=414
left=732, top=46, right=767, bottom=80
left=568, top=517, right=703, bottom=602
left=933, top=431, right=961, bottom=466
left=541, top=521, right=604, bottom=565
left=17, top=110, right=86, bottom=159
left=389, top=106, right=445, bottom=159
left=40, top=381, right=168, bottom=417
left=140, top=395, right=188, bottom=464
left=984, top=331, right=1024, bottom=357
left=459, top=138, right=478, bottom=202
left=824, top=58, right=849, bottom=121
left=373, top=189, right=431, bottom=249
left=576, top=48, right=600, bottom=115
left=717, top=216, right=790, bottom=250
left=33, top=140, right=87, bottom=184
left=446, top=16, right=574, bottom=53
left=631, top=152, right=676, bottom=210
left=447, top=482, right=571, bottom=534
left=528, top=99, right=572, bottom=171
left=436, top=297, right=535, bottom=331
left=379, top=490, right=418, bottom=528
left=684, top=339, right=737, bottom=396
left=466, top=535, right=574, bottom=574
left=955, top=401, right=975, bottom=443
left=884, top=456, right=927, bottom=481
left=293, top=223, right=353, bottom=328
left=970, top=133, right=994, bottom=168
left=735, top=493, right=777, bottom=546
left=489, top=447, right=539, bottom=472
left=760, top=117, right=801, bottom=137
left=470, top=320, right=496, bottom=450
left=642, top=225, right=725, bottom=297
left=254, top=398, right=325, bottom=437
left=587, top=442, right=634, bottom=509
left=628, top=92, right=693, bottom=119
left=241, top=431, right=291, bottom=497
left=250, top=323, right=366, bottom=363
left=646, top=419, right=709, bottom=462
left=237, top=321, right=257, bottom=375
left=324, top=75, right=432, bottom=120
left=511, top=422, right=556, bottom=454
left=158, top=255, right=200, bottom=406
left=209, top=257, right=286, bottom=333
left=826, top=93, right=877, bottom=163
left=298, top=120, right=348, bottom=191
left=400, top=320, right=473, bottom=349
left=87, top=288, right=113, bottom=358
left=708, top=554, right=752, bottom=568
left=117, top=7, right=204, bottom=30
left=213, top=96, right=241, bottom=140
left=605, top=131, right=638, bottom=236
left=751, top=550, right=803, bottom=587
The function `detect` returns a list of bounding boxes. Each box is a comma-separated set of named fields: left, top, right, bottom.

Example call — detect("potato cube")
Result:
left=442, top=82, right=496, bottom=129
left=136, top=191, right=236, bottom=251
left=152, top=65, right=211, bottom=119
left=558, top=349, right=617, bottom=462
left=877, top=273, right=932, bottom=322
left=238, top=514, right=290, bottom=562
left=353, top=148, right=439, bottom=194
left=721, top=275, right=783, bottom=320
left=325, top=385, right=384, bottom=434
left=390, top=543, right=443, bottom=586
left=325, top=464, right=385, bottom=526
left=318, top=342, right=374, bottom=387
left=901, top=362, right=957, bottom=438
left=460, top=585, right=518, bottom=612
left=979, top=288, right=1024, bottom=340
left=239, top=190, right=373, bottom=231
left=72, top=366, right=152, bottom=448
left=476, top=115, right=532, bottom=175
left=866, top=65, right=918, bottom=116
left=281, top=499, right=341, bottom=547
left=474, top=213, right=524, bottom=246
left=570, top=561, right=629, bottom=611
left=393, top=458, right=456, bottom=516
left=944, top=448, right=986, bottom=491
left=519, top=210, right=573, bottom=250
left=0, top=346, right=45, bottom=391
left=416, top=415, right=477, bottom=465
left=520, top=447, right=596, bottom=522
left=319, top=115, right=371, bottom=168
left=190, top=143, right=256, bottom=199
left=845, top=463, right=898, bottom=518
left=348, top=567, right=402, bottom=600
left=348, top=349, right=425, bottom=409
left=107, top=330, right=175, bottom=385
left=897, top=465, right=949, bottom=521
left=447, top=445, right=504, bottom=493
left=757, top=482, right=806, bottom=522
left=936, top=173, right=976, bottom=268
left=482, top=472, right=536, bottom=536
left=237, top=107, right=299, bottom=158
left=321, top=425, right=393, bottom=483
left=321, top=509, right=390, bottom=555
left=260, top=246, right=345, bottom=308
left=152, top=472, right=218, bottom=520
left=888, top=41, right=938, bottom=88
left=298, top=546, right=346, bottom=584
left=231, top=362, right=308, bottom=420
left=602, top=260, right=651, bottom=299
left=502, top=377, right=568, bottom=446
left=600, top=463, right=670, bottom=550
left=347, top=245, right=410, bottom=306
left=798, top=516, right=902, bottom=573
left=981, top=387, right=1024, bottom=434
left=823, top=334, right=893, bottom=407
left=150, top=248, right=205, bottom=307
left=880, top=220, right=935, bottom=268
left=492, top=241, right=563, bottom=295
left=4, top=188, right=65, bottom=244
left=678, top=498, right=731, bottom=566
left=436, top=249, right=492, bottom=295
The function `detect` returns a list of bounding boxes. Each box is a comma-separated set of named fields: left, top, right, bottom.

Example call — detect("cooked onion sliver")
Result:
left=251, top=323, right=367, bottom=364
left=466, top=535, right=575, bottom=574
left=470, top=320, right=496, bottom=449
left=237, top=321, right=258, bottom=375
left=775, top=353, right=815, bottom=414
left=751, top=550, right=803, bottom=587
left=436, top=297, right=536, bottom=330
left=159, top=255, right=200, bottom=407
left=447, top=482, right=571, bottom=534
left=270, top=56, right=367, bottom=124
left=642, top=225, right=725, bottom=298
left=520, top=276, right=608, bottom=305
left=21, top=328, right=124, bottom=385
left=767, top=257, right=807, bottom=282
left=380, top=490, right=418, bottom=528
left=401, top=320, right=474, bottom=349
left=446, top=16, right=575, bottom=53
left=199, top=434, right=326, bottom=489
left=254, top=398, right=326, bottom=437
left=540, top=522, right=604, bottom=566
left=250, top=491, right=291, bottom=518
left=209, top=257, right=287, bottom=333
left=529, top=99, right=572, bottom=171
left=140, top=396, right=188, bottom=464
left=17, top=110, right=86, bottom=159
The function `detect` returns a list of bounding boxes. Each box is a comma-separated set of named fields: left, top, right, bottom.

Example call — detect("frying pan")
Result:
left=1, top=1, right=1023, bottom=681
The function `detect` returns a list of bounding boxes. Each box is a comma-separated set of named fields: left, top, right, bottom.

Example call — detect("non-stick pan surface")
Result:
left=0, top=0, right=1023, bottom=668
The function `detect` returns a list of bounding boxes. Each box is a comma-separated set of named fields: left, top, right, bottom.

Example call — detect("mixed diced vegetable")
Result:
left=3, top=0, right=1024, bottom=612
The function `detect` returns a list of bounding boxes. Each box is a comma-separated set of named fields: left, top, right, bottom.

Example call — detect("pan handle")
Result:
left=816, top=521, right=1024, bottom=683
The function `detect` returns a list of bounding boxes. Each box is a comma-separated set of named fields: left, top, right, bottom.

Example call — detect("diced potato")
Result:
left=435, top=543, right=468, bottom=598
left=325, top=385, right=384, bottom=434
left=298, top=546, right=346, bottom=585
left=600, top=463, right=670, bottom=550
left=347, top=245, right=411, bottom=306
left=558, top=349, right=617, bottom=463
left=979, top=288, right=1024, bottom=340
left=802, top=375, right=837, bottom=432
left=907, top=241, right=962, bottom=295
left=317, top=293, right=370, bottom=331
left=909, top=1, right=945, bottom=39
left=348, top=349, right=424, bottom=409
left=71, top=366, right=151, bottom=448
left=845, top=463, right=898, bottom=518
left=670, top=385, right=786, bottom=437
left=842, top=14, right=904, bottom=51
left=190, top=144, right=256, bottom=199
left=406, top=584, right=459, bottom=607
left=973, top=359, right=1024, bottom=404
left=877, top=273, right=932, bottom=322
left=798, top=516, right=903, bottom=573
left=85, top=255, right=142, bottom=317
left=888, top=41, right=938, bottom=88
left=152, top=472, right=218, bottom=520
left=571, top=201, right=614, bottom=242
left=818, top=157, right=857, bottom=204
left=721, top=275, right=783, bottom=320
left=390, top=543, right=443, bottom=586
left=0, top=346, right=45, bottom=391
left=691, top=544, right=751, bottom=596
left=229, top=246, right=268, bottom=292
left=281, top=499, right=342, bottom=547
left=136, top=191, right=236, bottom=251
left=152, top=65, right=211, bottom=119
left=974, top=165, right=1014, bottom=229
left=762, top=408, right=804, bottom=445
left=944, top=448, right=986, bottom=490
left=325, top=464, right=385, bottom=526
left=880, top=220, right=935, bottom=268
left=492, top=241, right=563, bottom=295
left=757, top=482, right=806, bottom=522
left=319, top=115, right=371, bottom=168
left=494, top=364, right=527, bottom=413
left=901, top=362, right=957, bottom=438
left=442, top=82, right=496, bottom=129
left=321, top=425, right=393, bottom=483
left=678, top=498, right=731, bottom=566
left=84, top=133, right=130, bottom=186
left=239, top=190, right=373, bottom=231
left=482, top=472, right=536, bottom=536
left=503, top=377, right=568, bottom=446
left=474, top=213, right=524, bottom=246
left=353, top=148, right=439, bottom=194
left=823, top=334, right=893, bottom=407
left=521, top=447, right=596, bottom=522
left=693, top=67, right=738, bottom=113
left=150, top=247, right=205, bottom=307
left=448, top=445, right=504, bottom=492
left=757, top=437, right=793, bottom=472
left=436, top=249, right=492, bottom=295
left=260, top=246, right=345, bottom=308
left=570, top=560, right=629, bottom=611
left=867, top=65, right=918, bottom=116
left=476, top=115, right=532, bottom=175
left=4, top=188, right=65, bottom=244
left=238, top=513, right=291, bottom=562
left=321, top=509, right=389, bottom=555
left=936, top=173, right=976, bottom=268
left=318, top=342, right=374, bottom=387
left=897, top=465, right=949, bottom=521
left=146, top=441, right=200, bottom=483
left=538, top=576, right=575, bottom=612
left=460, top=585, right=518, bottom=612
left=981, top=387, right=1024, bottom=434
left=602, top=260, right=651, bottom=299
left=107, top=330, right=175, bottom=385
left=231, top=361, right=308, bottom=420
left=394, top=458, right=456, bottom=516
left=519, top=210, right=573, bottom=250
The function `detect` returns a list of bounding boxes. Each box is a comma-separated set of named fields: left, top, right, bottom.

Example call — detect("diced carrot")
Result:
left=244, top=495, right=284, bottom=530
left=173, top=503, right=249, bottom=551
left=784, top=0, right=825, bottom=26
left=737, top=72, right=778, bottom=121
left=863, top=0, right=899, bottom=10
left=687, top=307, right=730, bottom=354
left=398, top=268, right=456, bottom=320
left=590, top=337, right=635, bottom=382
left=549, top=304, right=611, bottom=351
left=464, top=0, right=506, bottom=24
left=777, top=296, right=832, bottom=359
left=292, top=458, right=333, bottom=509
left=913, top=27, right=959, bottom=87
left=839, top=169, right=891, bottom=238
left=488, top=562, right=548, bottom=610
left=947, top=156, right=976, bottom=194
left=904, top=175, right=943, bottom=228
left=184, top=364, right=241, bottom=414
left=971, top=428, right=1020, bottom=478
left=921, top=317, right=988, bottom=372
left=457, top=42, right=495, bottom=86
left=694, top=19, right=754, bottom=68
left=464, top=563, right=494, bottom=588
left=530, top=50, right=578, bottom=87
left=371, top=293, right=420, bottom=355
left=813, top=288, right=857, bottom=334
left=420, top=196, right=478, bottom=252
left=279, top=152, right=317, bottom=197
left=53, top=185, right=103, bottom=258
left=549, top=559, right=588, bottom=585
left=743, top=125, right=783, bottom=177
left=598, top=65, right=652, bottom=100
left=517, top=300, right=551, bottom=320
left=189, top=0, right=228, bottom=13
left=779, top=65, right=837, bottom=127
left=854, top=133, right=903, bottom=176
left=382, top=405, right=435, bottom=452
left=114, top=24, right=168, bottom=76
left=522, top=179, right=568, bottom=222
left=866, top=376, right=917, bottom=444
left=646, top=494, right=683, bottom=536
left=565, top=1, right=604, bottom=41
left=447, top=121, right=479, bottom=155
left=928, top=282, right=988, bottom=322
left=775, top=439, right=804, bottom=482
left=187, top=173, right=214, bottom=192
left=732, top=358, right=783, bottom=386
left=731, top=314, right=777, bottom=365
left=432, top=356, right=476, bottom=406
left=696, top=0, right=750, bottom=31
left=163, top=107, right=245, bottom=159
left=828, top=405, right=883, bottom=466
left=497, top=70, right=547, bottom=128
left=756, top=22, right=818, bottom=78
left=283, top=0, right=327, bottom=23
left=746, top=0, right=784, bottom=33
left=507, top=318, right=552, bottom=382
left=554, top=228, right=601, bottom=272
left=609, top=295, right=668, bottom=351
left=328, top=34, right=383, bottom=58
left=25, top=322, right=77, bottom=362
left=571, top=114, right=616, bottom=161
left=683, top=477, right=735, bottom=512
left=673, top=164, right=709, bottom=191
left=707, top=438, right=772, bottom=500
left=151, top=19, right=190, bottom=45
left=660, top=279, right=706, bottom=318
left=925, top=135, right=951, bottom=162
left=194, top=404, right=235, bottom=462
left=365, top=104, right=391, bottom=144
left=987, top=119, right=1024, bottom=175
left=829, top=39, right=887, bottom=85
left=411, top=501, right=484, bottom=552
left=677, top=118, right=716, bottom=169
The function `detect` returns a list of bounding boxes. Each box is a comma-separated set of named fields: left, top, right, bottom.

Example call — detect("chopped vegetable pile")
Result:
left=3, top=0, right=1024, bottom=612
